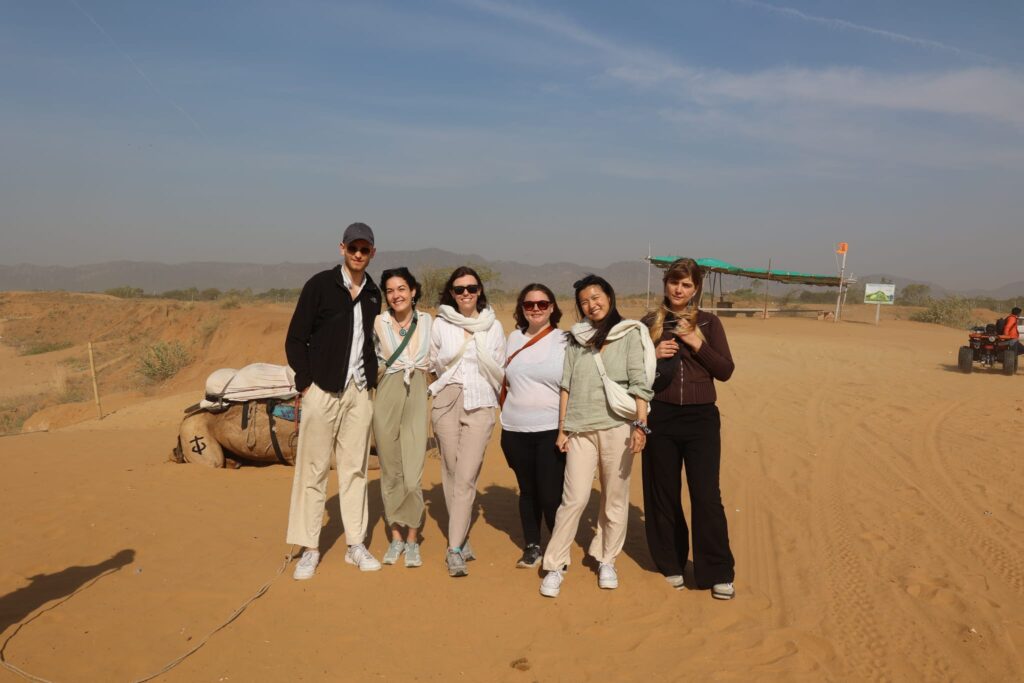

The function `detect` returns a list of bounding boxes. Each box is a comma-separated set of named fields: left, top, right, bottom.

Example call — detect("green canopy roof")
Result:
left=649, top=256, right=847, bottom=287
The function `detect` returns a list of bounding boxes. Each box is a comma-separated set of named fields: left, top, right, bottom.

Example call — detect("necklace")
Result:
left=395, top=315, right=413, bottom=337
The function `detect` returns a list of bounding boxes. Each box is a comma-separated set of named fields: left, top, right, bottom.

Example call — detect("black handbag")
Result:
left=652, top=339, right=681, bottom=393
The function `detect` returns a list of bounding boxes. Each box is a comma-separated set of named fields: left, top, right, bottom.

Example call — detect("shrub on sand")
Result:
left=138, top=341, right=191, bottom=382
left=20, top=341, right=73, bottom=356
left=910, top=297, right=973, bottom=329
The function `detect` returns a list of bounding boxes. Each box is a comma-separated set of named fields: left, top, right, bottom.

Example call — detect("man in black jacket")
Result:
left=285, top=222, right=383, bottom=579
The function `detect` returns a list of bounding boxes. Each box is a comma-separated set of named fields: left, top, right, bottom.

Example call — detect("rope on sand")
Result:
left=1, top=548, right=296, bottom=683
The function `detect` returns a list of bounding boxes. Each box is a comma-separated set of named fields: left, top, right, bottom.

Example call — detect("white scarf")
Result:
left=375, top=310, right=431, bottom=386
left=436, top=304, right=504, bottom=392
left=571, top=319, right=656, bottom=419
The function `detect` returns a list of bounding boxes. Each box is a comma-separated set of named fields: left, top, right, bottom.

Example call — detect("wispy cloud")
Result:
left=455, top=0, right=1024, bottom=129
left=732, top=0, right=996, bottom=63
left=69, top=0, right=203, bottom=135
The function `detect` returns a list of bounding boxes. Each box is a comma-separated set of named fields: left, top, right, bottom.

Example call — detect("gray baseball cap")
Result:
left=342, top=222, right=375, bottom=246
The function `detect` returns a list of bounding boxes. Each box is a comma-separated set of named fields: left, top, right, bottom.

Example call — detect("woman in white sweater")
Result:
left=429, top=266, right=506, bottom=577
left=499, top=283, right=568, bottom=568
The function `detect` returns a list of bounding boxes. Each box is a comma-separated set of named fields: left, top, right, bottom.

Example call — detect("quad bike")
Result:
left=958, top=324, right=1018, bottom=375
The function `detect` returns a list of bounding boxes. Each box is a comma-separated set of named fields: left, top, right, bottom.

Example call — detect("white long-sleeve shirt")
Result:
left=429, top=316, right=506, bottom=410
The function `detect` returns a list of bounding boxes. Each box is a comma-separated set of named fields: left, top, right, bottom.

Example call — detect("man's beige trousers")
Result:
left=286, top=382, right=373, bottom=549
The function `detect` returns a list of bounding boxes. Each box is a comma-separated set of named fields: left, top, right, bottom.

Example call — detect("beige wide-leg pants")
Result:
left=286, top=382, right=373, bottom=549
left=542, top=422, right=634, bottom=571
left=372, top=370, right=428, bottom=529
left=431, top=384, right=495, bottom=550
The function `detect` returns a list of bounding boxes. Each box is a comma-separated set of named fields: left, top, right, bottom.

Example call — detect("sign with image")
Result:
left=864, top=283, right=896, bottom=305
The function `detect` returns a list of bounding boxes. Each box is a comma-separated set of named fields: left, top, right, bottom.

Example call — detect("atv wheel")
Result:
left=958, top=346, right=973, bottom=374
left=1003, top=349, right=1017, bottom=376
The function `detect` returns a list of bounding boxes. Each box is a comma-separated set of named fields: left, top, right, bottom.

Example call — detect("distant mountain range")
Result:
left=1, top=255, right=1021, bottom=299
left=0, top=250, right=655, bottom=296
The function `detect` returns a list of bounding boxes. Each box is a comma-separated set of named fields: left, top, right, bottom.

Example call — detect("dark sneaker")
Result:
left=516, top=544, right=542, bottom=568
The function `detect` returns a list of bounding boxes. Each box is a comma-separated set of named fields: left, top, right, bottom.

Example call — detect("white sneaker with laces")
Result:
left=293, top=549, right=320, bottom=580
left=345, top=544, right=382, bottom=572
left=712, top=582, right=735, bottom=600
left=598, top=563, right=618, bottom=590
left=540, top=569, right=564, bottom=598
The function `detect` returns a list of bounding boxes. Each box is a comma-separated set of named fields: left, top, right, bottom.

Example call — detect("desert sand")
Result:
left=2, top=292, right=1023, bottom=682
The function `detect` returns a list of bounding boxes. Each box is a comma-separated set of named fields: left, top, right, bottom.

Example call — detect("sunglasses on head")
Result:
left=346, top=244, right=372, bottom=255
left=522, top=300, right=551, bottom=311
left=452, top=284, right=480, bottom=295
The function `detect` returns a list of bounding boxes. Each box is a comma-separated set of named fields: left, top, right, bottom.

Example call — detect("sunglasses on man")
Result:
left=346, top=244, right=372, bottom=255
left=452, top=284, right=481, bottom=295
left=522, top=300, right=551, bottom=311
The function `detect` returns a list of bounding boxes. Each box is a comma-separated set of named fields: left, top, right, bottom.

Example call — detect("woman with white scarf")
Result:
left=539, top=274, right=655, bottom=598
left=372, top=267, right=432, bottom=569
left=429, top=266, right=506, bottom=577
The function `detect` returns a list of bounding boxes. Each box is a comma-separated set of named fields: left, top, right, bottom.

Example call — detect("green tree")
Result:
left=898, top=284, right=931, bottom=306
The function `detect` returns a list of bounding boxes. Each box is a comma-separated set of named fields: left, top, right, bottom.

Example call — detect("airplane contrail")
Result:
left=69, top=0, right=204, bottom=135
left=734, top=0, right=995, bottom=63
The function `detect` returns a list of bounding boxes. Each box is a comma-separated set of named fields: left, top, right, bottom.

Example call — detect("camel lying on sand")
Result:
left=171, top=399, right=298, bottom=468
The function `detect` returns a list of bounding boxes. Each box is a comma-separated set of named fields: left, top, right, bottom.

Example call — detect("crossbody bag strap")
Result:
left=384, top=314, right=418, bottom=368
left=499, top=325, right=554, bottom=408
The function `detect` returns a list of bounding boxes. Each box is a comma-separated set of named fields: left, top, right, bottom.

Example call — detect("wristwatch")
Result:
left=631, top=419, right=652, bottom=436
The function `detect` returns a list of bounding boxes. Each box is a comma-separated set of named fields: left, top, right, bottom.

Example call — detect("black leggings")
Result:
left=500, top=429, right=566, bottom=547
left=642, top=402, right=735, bottom=588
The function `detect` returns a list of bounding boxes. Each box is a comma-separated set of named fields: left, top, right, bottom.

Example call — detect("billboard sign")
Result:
left=864, top=283, right=896, bottom=305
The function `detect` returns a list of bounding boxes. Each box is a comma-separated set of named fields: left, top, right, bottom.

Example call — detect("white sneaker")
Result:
left=598, top=563, right=618, bottom=590
left=540, top=569, right=564, bottom=598
left=345, top=544, right=382, bottom=572
left=712, top=582, right=735, bottom=600
left=664, top=575, right=685, bottom=589
left=293, top=549, right=320, bottom=580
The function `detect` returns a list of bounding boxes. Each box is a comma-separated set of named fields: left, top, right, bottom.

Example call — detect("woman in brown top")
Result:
left=642, top=258, right=736, bottom=600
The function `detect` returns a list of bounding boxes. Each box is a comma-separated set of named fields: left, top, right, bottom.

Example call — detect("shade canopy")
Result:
left=649, top=256, right=850, bottom=287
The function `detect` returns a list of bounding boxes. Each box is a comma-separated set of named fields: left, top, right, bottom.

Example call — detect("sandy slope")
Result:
left=2, top=303, right=1023, bottom=682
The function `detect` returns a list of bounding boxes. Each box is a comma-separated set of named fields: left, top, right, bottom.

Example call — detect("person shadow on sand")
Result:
left=0, top=548, right=135, bottom=634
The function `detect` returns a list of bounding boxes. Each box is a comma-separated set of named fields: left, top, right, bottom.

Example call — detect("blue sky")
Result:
left=2, top=1, right=1022, bottom=289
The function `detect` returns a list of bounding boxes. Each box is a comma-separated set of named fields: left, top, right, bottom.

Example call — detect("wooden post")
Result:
left=88, top=342, right=103, bottom=420
left=875, top=303, right=881, bottom=326
left=762, top=259, right=772, bottom=320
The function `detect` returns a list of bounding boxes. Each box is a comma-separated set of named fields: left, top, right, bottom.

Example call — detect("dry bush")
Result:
left=910, top=297, right=975, bottom=329
left=20, top=340, right=72, bottom=356
left=137, top=341, right=192, bottom=382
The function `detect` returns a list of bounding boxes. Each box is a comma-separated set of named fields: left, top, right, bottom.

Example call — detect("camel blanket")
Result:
left=199, top=363, right=298, bottom=409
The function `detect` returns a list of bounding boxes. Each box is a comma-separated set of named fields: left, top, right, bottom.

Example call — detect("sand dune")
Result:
left=1, top=295, right=1022, bottom=681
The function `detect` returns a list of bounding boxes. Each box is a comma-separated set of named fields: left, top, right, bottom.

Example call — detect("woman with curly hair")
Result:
left=372, top=267, right=431, bottom=568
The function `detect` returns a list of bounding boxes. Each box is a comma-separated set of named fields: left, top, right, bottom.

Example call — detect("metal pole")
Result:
left=834, top=250, right=847, bottom=322
left=88, top=341, right=103, bottom=420
left=762, top=258, right=772, bottom=320
left=646, top=243, right=652, bottom=310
